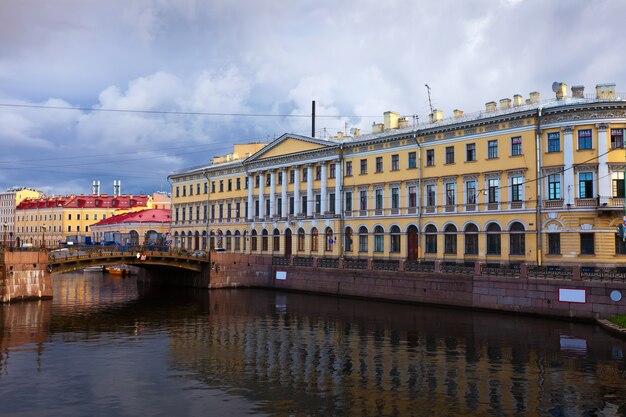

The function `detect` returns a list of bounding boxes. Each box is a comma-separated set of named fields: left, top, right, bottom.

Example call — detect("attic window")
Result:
left=112, top=199, right=118, bottom=207
left=95, top=199, right=101, bottom=207
left=130, top=200, right=135, bottom=206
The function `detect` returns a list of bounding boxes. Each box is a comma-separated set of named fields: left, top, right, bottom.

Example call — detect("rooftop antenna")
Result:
left=425, top=84, right=434, bottom=114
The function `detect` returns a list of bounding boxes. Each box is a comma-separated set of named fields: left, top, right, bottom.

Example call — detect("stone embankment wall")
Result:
left=209, top=253, right=626, bottom=320
left=1, top=251, right=52, bottom=303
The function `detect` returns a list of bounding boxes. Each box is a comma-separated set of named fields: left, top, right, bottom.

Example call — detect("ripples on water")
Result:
left=0, top=271, right=625, bottom=416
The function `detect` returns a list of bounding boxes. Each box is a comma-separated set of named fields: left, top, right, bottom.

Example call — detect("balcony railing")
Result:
left=575, top=198, right=597, bottom=208
left=543, top=199, right=563, bottom=209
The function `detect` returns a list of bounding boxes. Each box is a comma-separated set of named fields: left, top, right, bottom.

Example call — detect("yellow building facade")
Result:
left=169, top=83, right=626, bottom=267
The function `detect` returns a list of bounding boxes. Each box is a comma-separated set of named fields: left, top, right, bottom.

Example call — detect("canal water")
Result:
left=1, top=272, right=626, bottom=416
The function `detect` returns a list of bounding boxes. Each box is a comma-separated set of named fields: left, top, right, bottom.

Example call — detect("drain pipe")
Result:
left=535, top=107, right=543, bottom=266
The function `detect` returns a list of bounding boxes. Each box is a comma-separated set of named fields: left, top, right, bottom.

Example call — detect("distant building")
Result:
left=0, top=187, right=43, bottom=247
left=90, top=208, right=171, bottom=246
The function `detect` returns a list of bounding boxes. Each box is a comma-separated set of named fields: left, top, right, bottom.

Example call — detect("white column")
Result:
left=320, top=162, right=328, bottom=214
left=269, top=170, right=276, bottom=217
left=562, top=126, right=575, bottom=205
left=597, top=123, right=610, bottom=204
left=247, top=175, right=253, bottom=221
left=307, top=164, right=314, bottom=217
left=281, top=168, right=288, bottom=218
left=258, top=171, right=265, bottom=218
left=335, top=160, right=342, bottom=215
left=294, top=166, right=301, bottom=216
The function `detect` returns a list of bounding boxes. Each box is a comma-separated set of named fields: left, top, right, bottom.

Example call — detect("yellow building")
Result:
left=169, top=82, right=626, bottom=267
left=0, top=187, right=43, bottom=247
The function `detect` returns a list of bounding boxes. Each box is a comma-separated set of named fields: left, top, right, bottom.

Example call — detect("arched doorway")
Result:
left=284, top=229, right=292, bottom=256
left=407, top=225, right=418, bottom=261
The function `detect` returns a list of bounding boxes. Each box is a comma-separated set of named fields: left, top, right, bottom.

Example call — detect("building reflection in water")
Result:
left=169, top=290, right=626, bottom=417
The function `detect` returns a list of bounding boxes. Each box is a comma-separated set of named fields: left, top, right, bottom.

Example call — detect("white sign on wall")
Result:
left=558, top=288, right=586, bottom=303
left=276, top=271, right=286, bottom=280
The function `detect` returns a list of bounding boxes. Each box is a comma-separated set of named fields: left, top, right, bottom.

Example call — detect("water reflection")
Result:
left=0, top=272, right=625, bottom=416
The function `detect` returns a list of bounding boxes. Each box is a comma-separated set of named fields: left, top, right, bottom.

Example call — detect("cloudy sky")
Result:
left=1, top=0, right=624, bottom=196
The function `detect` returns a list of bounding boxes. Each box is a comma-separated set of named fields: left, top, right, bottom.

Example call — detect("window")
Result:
left=314, top=195, right=321, bottom=214
left=254, top=200, right=259, bottom=217
left=374, top=226, right=384, bottom=252
left=302, top=168, right=308, bottom=182
left=251, top=230, right=258, bottom=251
left=358, top=226, right=368, bottom=252
left=266, top=174, right=271, bottom=186
left=375, top=189, right=383, bottom=211
left=375, top=157, right=383, bottom=173
left=345, top=161, right=353, bottom=176
left=315, top=166, right=321, bottom=180
left=511, top=136, right=522, bottom=156
left=426, top=149, right=435, bottom=166
left=277, top=172, right=282, bottom=185
left=176, top=187, right=180, bottom=197
left=547, top=132, right=560, bottom=152
left=487, top=140, right=498, bottom=159
left=219, top=180, right=224, bottom=192
left=548, top=174, right=561, bottom=200
left=445, top=183, right=455, bottom=206
left=345, top=191, right=352, bottom=212
left=273, top=229, right=280, bottom=252
left=426, top=184, right=436, bottom=207
left=408, top=186, right=417, bottom=209
left=611, top=129, right=624, bottom=149
left=212, top=181, right=216, bottom=193
left=68, top=214, right=72, bottom=220
left=488, top=179, right=499, bottom=204
left=77, top=226, right=80, bottom=232
left=511, top=176, right=523, bottom=202
left=197, top=183, right=201, bottom=195
left=289, top=170, right=295, bottom=183
left=390, top=225, right=401, bottom=253
left=329, top=164, right=336, bottom=178
left=579, top=172, right=593, bottom=198
left=289, top=197, right=294, bottom=215
left=77, top=214, right=81, bottom=220
left=205, top=182, right=209, bottom=193
left=391, top=187, right=399, bottom=210
left=360, top=159, right=367, bottom=175
left=391, top=154, right=399, bottom=171
left=548, top=234, right=561, bottom=255
left=466, top=143, right=476, bottom=161
left=509, top=222, right=525, bottom=255
left=580, top=233, right=594, bottom=255
left=228, top=179, right=232, bottom=191
left=486, top=223, right=501, bottom=255
left=261, top=229, right=269, bottom=251
left=360, top=190, right=367, bottom=211
left=345, top=227, right=353, bottom=252
left=445, top=146, right=454, bottom=164
left=329, top=193, right=335, bottom=214
left=613, top=172, right=625, bottom=198
left=68, top=225, right=71, bottom=232
left=464, top=224, right=478, bottom=255
left=444, top=224, right=457, bottom=254
left=182, top=186, right=186, bottom=197
left=408, top=152, right=417, bottom=169
left=189, top=185, right=193, bottom=196
left=324, top=228, right=333, bottom=252
left=425, top=225, right=437, bottom=254
left=297, top=228, right=305, bottom=251
left=466, top=181, right=476, bottom=205
left=578, top=129, right=592, bottom=150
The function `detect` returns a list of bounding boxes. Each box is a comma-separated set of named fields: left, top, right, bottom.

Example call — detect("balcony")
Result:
left=510, top=201, right=523, bottom=210
left=598, top=197, right=625, bottom=211
left=543, top=199, right=563, bottom=209
left=465, top=204, right=476, bottom=212
left=575, top=198, right=597, bottom=208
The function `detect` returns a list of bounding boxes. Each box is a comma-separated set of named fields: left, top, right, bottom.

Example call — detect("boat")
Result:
left=83, top=266, right=104, bottom=272
left=106, top=266, right=130, bottom=276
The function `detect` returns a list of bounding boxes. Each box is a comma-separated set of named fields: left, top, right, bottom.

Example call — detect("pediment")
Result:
left=246, top=134, right=333, bottom=162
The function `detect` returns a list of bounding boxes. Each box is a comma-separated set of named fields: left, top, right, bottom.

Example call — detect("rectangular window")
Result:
left=227, top=179, right=232, bottom=191
left=391, top=154, right=399, bottom=171
left=345, top=161, right=352, bottom=176
left=197, top=183, right=200, bottom=195
left=277, top=172, right=282, bottom=185
left=219, top=180, right=224, bottom=192
left=511, top=176, right=523, bottom=202
left=68, top=214, right=72, bottom=220
left=466, top=181, right=476, bottom=204
left=426, top=184, right=435, bottom=207
left=212, top=181, right=216, bottom=193
left=548, top=174, right=561, bottom=200
left=315, top=166, right=321, bottom=180
left=360, top=190, right=367, bottom=211
left=329, top=193, right=335, bottom=213
left=301, top=196, right=307, bottom=213
left=548, top=234, right=561, bottom=255
left=375, top=157, right=383, bottom=173
left=94, top=214, right=98, bottom=220
left=445, top=146, right=454, bottom=164
left=189, top=185, right=193, bottom=196
left=488, top=179, right=499, bottom=203
left=77, top=214, right=81, bottom=220
left=315, top=195, right=321, bottom=214
left=77, top=226, right=80, bottom=232
left=205, top=182, right=209, bottom=194
left=611, top=129, right=624, bottom=149
left=289, top=197, right=294, bottom=215
left=487, top=140, right=498, bottom=159
left=266, top=174, right=271, bottom=186
left=345, top=191, right=352, bottom=212
left=236, top=178, right=241, bottom=190
left=289, top=170, right=295, bottom=183
left=68, top=226, right=71, bottom=232
left=511, top=136, right=522, bottom=156
left=375, top=189, right=383, bottom=210
left=578, top=129, right=592, bottom=150
left=360, top=159, right=367, bottom=175
left=182, top=186, right=186, bottom=197
left=227, top=203, right=232, bottom=219
left=302, top=168, right=308, bottom=182
left=613, top=172, right=625, bottom=198
left=580, top=233, right=595, bottom=255
left=445, top=183, right=455, bottom=206
left=548, top=132, right=560, bottom=152
left=329, top=164, right=336, bottom=178
left=176, top=187, right=180, bottom=197
left=426, top=149, right=435, bottom=166
left=466, top=143, right=476, bottom=161
left=408, top=186, right=417, bottom=208
left=408, top=152, right=417, bottom=169
left=579, top=172, right=593, bottom=198
left=391, top=187, right=399, bottom=209
left=254, top=200, right=259, bottom=217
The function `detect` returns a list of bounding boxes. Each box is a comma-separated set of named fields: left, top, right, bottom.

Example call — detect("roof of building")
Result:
left=16, top=194, right=149, bottom=210
left=91, top=209, right=171, bottom=227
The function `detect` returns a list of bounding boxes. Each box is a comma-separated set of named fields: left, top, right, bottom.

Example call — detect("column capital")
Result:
left=596, top=123, right=609, bottom=132
left=561, top=125, right=574, bottom=133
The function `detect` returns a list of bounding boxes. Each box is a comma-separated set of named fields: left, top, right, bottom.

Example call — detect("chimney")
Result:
left=453, top=109, right=464, bottom=119
left=513, top=94, right=523, bottom=107
left=571, top=85, right=585, bottom=98
left=92, top=180, right=97, bottom=196
left=383, top=111, right=399, bottom=130
left=485, top=101, right=497, bottom=112
left=596, top=83, right=616, bottom=100
left=429, top=109, right=443, bottom=123
left=555, top=83, right=568, bottom=100
left=500, top=98, right=511, bottom=110
left=352, top=128, right=361, bottom=137
left=114, top=180, right=121, bottom=197
left=398, top=117, right=409, bottom=128
left=372, top=122, right=384, bottom=134
left=529, top=91, right=541, bottom=104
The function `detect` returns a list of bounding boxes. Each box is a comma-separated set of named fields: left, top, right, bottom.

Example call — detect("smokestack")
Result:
left=114, top=180, right=121, bottom=197
left=92, top=180, right=97, bottom=196
left=311, top=100, right=316, bottom=138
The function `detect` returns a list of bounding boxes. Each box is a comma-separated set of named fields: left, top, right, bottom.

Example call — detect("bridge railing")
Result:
left=48, top=245, right=210, bottom=263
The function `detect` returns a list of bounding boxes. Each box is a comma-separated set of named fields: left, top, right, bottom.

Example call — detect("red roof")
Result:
left=91, top=209, right=171, bottom=227
left=16, top=194, right=149, bottom=210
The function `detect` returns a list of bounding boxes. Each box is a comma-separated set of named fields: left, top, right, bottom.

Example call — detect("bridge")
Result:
left=48, top=248, right=212, bottom=273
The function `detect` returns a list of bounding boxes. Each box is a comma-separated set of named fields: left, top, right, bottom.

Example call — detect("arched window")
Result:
left=486, top=223, right=501, bottom=255
left=187, top=231, right=193, bottom=250
left=225, top=230, right=232, bottom=251
left=311, top=227, right=319, bottom=252
left=297, top=228, right=305, bottom=252
left=180, top=231, right=186, bottom=249
left=262, top=229, right=269, bottom=251
left=390, top=225, right=401, bottom=253
left=174, top=231, right=179, bottom=248
left=425, top=225, right=437, bottom=254
left=444, top=224, right=457, bottom=254
left=234, top=230, right=241, bottom=251
left=202, top=231, right=207, bottom=250
left=358, top=226, right=368, bottom=253
left=509, top=222, right=525, bottom=255
left=374, top=226, right=384, bottom=252
left=273, top=229, right=280, bottom=252
left=464, top=224, right=479, bottom=255
left=345, top=227, right=353, bottom=252
left=251, top=230, right=258, bottom=251
left=324, top=227, right=333, bottom=252
left=209, top=231, right=215, bottom=250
